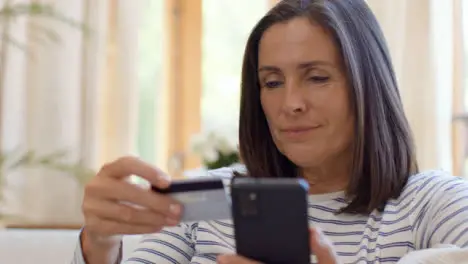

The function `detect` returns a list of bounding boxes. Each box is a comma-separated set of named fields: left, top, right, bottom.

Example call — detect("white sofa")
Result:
left=0, top=169, right=219, bottom=263
left=0, top=229, right=142, bottom=264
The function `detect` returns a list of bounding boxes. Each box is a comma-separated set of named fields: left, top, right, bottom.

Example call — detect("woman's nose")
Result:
left=283, top=83, right=307, bottom=115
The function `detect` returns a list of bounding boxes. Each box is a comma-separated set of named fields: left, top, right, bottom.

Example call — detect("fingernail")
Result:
left=313, top=226, right=323, bottom=233
left=161, top=177, right=171, bottom=185
left=313, top=227, right=325, bottom=238
left=217, top=255, right=227, bottom=264
left=318, top=236, right=327, bottom=247
left=165, top=217, right=179, bottom=226
left=169, top=204, right=182, bottom=216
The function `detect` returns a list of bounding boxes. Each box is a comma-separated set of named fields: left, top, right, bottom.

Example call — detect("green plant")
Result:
left=0, top=2, right=90, bottom=222
left=203, top=151, right=240, bottom=170
left=0, top=149, right=95, bottom=221
left=0, top=2, right=89, bottom=52
left=190, top=131, right=240, bottom=170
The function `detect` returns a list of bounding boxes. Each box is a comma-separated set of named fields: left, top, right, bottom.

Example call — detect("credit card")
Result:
left=152, top=176, right=232, bottom=222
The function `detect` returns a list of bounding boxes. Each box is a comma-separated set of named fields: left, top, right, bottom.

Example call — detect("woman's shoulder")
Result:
left=206, top=164, right=247, bottom=178
left=194, top=165, right=245, bottom=197
left=400, top=169, right=468, bottom=204
left=206, top=166, right=238, bottom=179
left=401, top=171, right=468, bottom=248
left=205, top=165, right=246, bottom=186
left=406, top=169, right=467, bottom=189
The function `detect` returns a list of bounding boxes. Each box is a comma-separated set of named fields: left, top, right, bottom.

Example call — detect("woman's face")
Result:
left=258, top=17, right=354, bottom=169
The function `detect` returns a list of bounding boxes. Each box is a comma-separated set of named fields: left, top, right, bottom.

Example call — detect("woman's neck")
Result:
left=301, top=155, right=352, bottom=195
left=303, top=170, right=349, bottom=194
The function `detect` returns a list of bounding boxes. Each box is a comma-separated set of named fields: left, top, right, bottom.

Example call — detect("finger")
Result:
left=83, top=198, right=177, bottom=227
left=85, top=178, right=182, bottom=219
left=217, top=254, right=262, bottom=264
left=86, top=216, right=166, bottom=236
left=100, top=156, right=170, bottom=189
left=310, top=227, right=340, bottom=264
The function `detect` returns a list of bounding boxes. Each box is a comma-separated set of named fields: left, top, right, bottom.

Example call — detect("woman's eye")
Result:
left=309, top=76, right=330, bottom=83
left=264, top=81, right=283, bottom=88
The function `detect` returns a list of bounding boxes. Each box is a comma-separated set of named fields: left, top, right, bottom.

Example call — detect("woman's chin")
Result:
left=282, top=149, right=324, bottom=169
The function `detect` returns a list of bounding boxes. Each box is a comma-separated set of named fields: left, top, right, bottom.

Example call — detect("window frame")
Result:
left=160, top=0, right=203, bottom=178
left=102, top=0, right=202, bottom=178
left=454, top=0, right=467, bottom=177
left=104, top=0, right=466, bottom=178
left=147, top=0, right=278, bottom=177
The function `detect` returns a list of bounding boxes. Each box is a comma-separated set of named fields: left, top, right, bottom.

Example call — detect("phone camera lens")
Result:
left=240, top=191, right=258, bottom=217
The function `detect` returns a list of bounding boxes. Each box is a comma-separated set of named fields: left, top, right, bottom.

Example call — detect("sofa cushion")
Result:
left=0, top=229, right=141, bottom=264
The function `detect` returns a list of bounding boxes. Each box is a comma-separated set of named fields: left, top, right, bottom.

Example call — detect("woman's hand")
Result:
left=217, top=226, right=340, bottom=264
left=309, top=227, right=340, bottom=264
left=81, top=156, right=183, bottom=246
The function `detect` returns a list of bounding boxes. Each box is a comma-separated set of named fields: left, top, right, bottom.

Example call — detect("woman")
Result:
left=73, top=0, right=468, bottom=263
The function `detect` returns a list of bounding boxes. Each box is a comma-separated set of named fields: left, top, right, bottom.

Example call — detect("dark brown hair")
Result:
left=237, top=0, right=418, bottom=214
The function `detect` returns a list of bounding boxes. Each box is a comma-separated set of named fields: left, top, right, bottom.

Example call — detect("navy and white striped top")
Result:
left=72, top=168, right=468, bottom=264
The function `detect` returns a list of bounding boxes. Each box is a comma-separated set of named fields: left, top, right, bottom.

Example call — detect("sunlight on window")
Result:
left=462, top=0, right=468, bottom=175
left=201, top=0, right=269, bottom=142
left=463, top=0, right=468, bottom=111
left=133, top=0, right=164, bottom=185
left=136, top=0, right=163, bottom=165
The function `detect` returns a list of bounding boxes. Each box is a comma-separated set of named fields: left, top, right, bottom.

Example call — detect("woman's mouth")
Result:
left=280, top=125, right=321, bottom=138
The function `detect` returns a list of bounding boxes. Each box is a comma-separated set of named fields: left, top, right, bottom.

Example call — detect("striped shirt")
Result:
left=72, top=168, right=468, bottom=264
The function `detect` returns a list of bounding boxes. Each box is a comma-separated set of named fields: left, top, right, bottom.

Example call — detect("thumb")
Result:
left=310, top=227, right=340, bottom=264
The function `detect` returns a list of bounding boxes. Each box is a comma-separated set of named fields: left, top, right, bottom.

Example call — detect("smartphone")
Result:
left=152, top=176, right=231, bottom=222
left=230, top=176, right=311, bottom=264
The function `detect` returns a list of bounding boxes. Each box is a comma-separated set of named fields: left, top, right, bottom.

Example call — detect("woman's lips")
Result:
left=279, top=125, right=321, bottom=138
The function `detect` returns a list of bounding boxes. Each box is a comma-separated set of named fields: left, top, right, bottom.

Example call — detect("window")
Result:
left=136, top=0, right=164, bottom=164
left=123, top=0, right=275, bottom=175
left=201, top=0, right=270, bottom=142
left=464, top=2, right=468, bottom=112
left=125, top=0, right=164, bottom=185
left=458, top=0, right=468, bottom=177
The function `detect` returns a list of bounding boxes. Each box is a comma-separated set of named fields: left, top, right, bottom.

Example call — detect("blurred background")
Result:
left=0, top=0, right=465, bottom=235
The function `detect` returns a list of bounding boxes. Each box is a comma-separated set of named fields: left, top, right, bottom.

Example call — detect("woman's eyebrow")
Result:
left=297, top=60, right=334, bottom=69
left=257, top=65, right=280, bottom=72
left=258, top=60, right=335, bottom=72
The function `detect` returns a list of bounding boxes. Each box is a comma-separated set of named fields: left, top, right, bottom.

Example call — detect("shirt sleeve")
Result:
left=71, top=229, right=123, bottom=264
left=397, top=245, right=468, bottom=264
left=412, top=172, right=468, bottom=249
left=71, top=234, right=89, bottom=264
left=71, top=223, right=196, bottom=264
left=124, top=223, right=196, bottom=264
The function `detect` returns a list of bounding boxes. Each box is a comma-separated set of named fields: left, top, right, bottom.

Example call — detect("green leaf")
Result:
left=36, top=149, right=68, bottom=163
left=29, top=23, right=61, bottom=44
left=1, top=33, right=30, bottom=53
left=204, top=150, right=240, bottom=170
left=8, top=150, right=34, bottom=170
left=0, top=3, right=90, bottom=36
left=0, top=3, right=54, bottom=17
left=0, top=148, right=97, bottom=219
